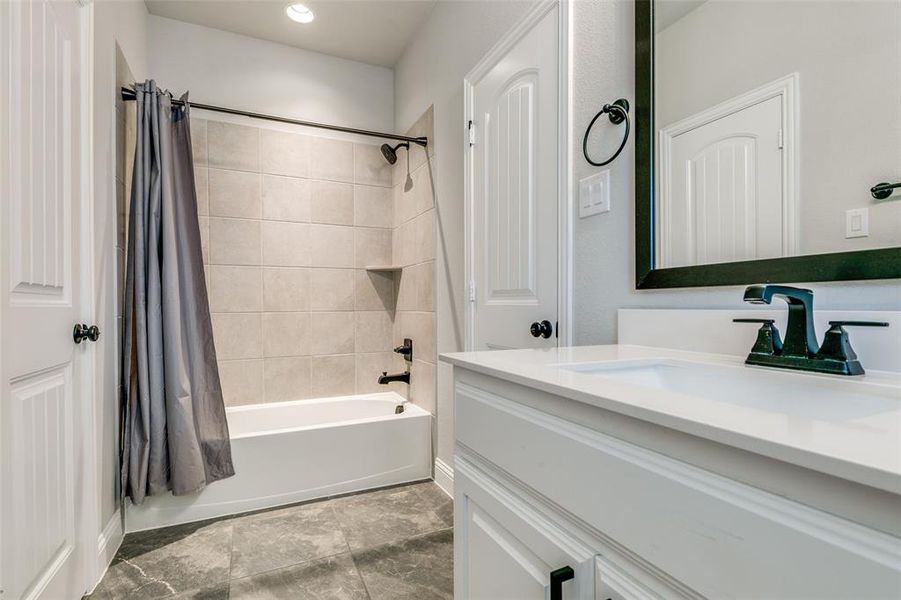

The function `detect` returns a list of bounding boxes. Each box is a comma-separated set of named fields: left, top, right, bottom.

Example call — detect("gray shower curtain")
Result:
left=122, top=80, right=234, bottom=505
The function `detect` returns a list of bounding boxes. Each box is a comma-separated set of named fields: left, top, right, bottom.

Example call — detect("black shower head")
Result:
left=380, top=143, right=398, bottom=164
left=380, top=142, right=409, bottom=165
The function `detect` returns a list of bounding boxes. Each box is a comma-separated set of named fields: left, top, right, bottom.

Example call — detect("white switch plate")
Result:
left=579, top=169, right=611, bottom=218
left=846, top=207, right=869, bottom=238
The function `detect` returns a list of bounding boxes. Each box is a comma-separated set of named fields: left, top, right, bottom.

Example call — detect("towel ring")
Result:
left=582, top=98, right=630, bottom=167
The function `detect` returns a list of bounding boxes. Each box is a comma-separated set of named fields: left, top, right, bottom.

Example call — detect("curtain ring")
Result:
left=582, top=98, right=630, bottom=167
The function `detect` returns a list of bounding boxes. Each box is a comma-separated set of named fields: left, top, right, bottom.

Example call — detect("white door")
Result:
left=661, top=95, right=785, bottom=267
left=1, top=1, right=90, bottom=598
left=455, top=466, right=596, bottom=600
left=467, top=5, right=559, bottom=350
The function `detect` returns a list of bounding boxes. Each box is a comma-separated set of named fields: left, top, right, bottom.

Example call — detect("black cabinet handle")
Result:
left=530, top=320, right=553, bottom=339
left=550, top=565, right=574, bottom=600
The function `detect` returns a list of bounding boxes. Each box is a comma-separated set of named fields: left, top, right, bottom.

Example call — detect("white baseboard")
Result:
left=434, top=457, right=454, bottom=497
left=92, top=511, right=123, bottom=591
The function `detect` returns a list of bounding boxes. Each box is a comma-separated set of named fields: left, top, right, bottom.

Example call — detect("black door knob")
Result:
left=73, top=324, right=100, bottom=344
left=529, top=320, right=553, bottom=339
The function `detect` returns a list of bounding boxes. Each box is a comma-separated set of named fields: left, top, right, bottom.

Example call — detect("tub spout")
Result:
left=379, top=371, right=410, bottom=385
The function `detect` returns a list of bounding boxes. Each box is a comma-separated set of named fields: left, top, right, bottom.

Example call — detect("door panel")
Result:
left=1, top=1, right=85, bottom=598
left=8, top=367, right=76, bottom=598
left=690, top=135, right=758, bottom=265
left=486, top=72, right=538, bottom=306
left=471, top=7, right=558, bottom=350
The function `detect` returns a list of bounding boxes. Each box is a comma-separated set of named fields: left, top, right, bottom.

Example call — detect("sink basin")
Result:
left=559, top=359, right=901, bottom=420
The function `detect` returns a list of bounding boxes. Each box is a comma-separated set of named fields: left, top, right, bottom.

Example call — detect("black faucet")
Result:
left=378, top=371, right=410, bottom=385
left=736, top=284, right=888, bottom=375
left=742, top=284, right=818, bottom=357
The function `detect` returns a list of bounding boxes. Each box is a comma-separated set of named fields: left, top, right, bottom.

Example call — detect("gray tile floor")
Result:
left=88, top=481, right=453, bottom=600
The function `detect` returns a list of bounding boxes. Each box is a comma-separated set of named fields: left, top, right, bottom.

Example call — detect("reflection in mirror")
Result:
left=653, top=0, right=901, bottom=269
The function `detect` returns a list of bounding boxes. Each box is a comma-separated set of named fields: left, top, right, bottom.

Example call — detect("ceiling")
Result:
left=655, top=0, right=707, bottom=32
left=144, top=0, right=436, bottom=67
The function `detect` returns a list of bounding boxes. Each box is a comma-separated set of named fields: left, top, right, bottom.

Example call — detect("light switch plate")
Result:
left=846, top=207, right=869, bottom=238
left=579, top=170, right=611, bottom=218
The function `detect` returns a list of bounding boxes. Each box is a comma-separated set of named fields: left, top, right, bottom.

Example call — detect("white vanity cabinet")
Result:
left=449, top=361, right=901, bottom=600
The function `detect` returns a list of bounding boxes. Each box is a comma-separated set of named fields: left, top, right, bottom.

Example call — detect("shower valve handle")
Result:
left=393, top=338, right=413, bottom=361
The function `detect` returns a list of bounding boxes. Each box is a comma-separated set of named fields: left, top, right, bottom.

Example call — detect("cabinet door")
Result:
left=455, top=461, right=596, bottom=600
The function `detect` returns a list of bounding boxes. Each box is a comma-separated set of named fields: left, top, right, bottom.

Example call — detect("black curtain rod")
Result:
left=120, top=86, right=428, bottom=147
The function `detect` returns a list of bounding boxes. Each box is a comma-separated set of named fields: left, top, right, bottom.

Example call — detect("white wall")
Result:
left=147, top=15, right=394, bottom=132
left=395, top=0, right=901, bottom=476
left=91, top=0, right=149, bottom=583
left=572, top=0, right=901, bottom=346
left=393, top=0, right=536, bottom=471
left=656, top=0, right=901, bottom=255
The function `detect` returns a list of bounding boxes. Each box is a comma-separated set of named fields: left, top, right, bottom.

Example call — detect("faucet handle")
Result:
left=733, top=318, right=783, bottom=355
left=827, top=320, right=890, bottom=328
left=815, top=321, right=889, bottom=375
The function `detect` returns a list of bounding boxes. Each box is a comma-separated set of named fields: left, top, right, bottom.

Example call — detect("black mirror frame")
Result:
left=634, top=0, right=901, bottom=290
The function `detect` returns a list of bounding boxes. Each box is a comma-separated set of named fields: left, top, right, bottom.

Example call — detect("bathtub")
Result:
left=125, top=392, right=431, bottom=532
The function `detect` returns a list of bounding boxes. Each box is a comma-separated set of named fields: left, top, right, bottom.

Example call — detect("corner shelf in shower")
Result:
left=364, top=265, right=403, bottom=273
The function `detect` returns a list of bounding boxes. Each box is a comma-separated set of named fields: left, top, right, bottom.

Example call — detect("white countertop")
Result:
left=441, top=345, right=901, bottom=495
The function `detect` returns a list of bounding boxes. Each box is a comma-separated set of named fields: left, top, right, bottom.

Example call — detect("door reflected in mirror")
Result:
left=653, top=0, right=900, bottom=269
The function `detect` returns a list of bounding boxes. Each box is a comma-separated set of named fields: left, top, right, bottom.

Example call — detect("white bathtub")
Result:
left=125, top=392, right=431, bottom=532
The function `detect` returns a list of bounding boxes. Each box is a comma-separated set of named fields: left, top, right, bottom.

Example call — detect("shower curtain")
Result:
left=121, top=80, right=234, bottom=504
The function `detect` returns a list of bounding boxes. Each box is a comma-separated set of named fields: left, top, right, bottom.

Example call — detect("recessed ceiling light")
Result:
left=286, top=3, right=314, bottom=24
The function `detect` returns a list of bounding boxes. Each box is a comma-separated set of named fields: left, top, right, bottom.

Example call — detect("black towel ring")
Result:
left=582, top=98, right=630, bottom=167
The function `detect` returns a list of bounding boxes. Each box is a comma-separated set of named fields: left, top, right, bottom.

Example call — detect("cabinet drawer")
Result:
left=455, top=460, right=596, bottom=600
left=455, top=380, right=901, bottom=599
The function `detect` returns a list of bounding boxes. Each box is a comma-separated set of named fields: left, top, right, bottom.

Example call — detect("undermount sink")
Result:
left=559, top=359, right=901, bottom=420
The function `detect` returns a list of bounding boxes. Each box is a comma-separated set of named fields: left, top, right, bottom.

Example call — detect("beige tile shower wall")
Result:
left=193, top=117, right=403, bottom=406
left=392, top=108, right=437, bottom=418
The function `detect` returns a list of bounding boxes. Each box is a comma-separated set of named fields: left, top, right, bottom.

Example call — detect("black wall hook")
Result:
left=582, top=98, right=630, bottom=167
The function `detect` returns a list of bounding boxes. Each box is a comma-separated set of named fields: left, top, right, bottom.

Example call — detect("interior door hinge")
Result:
left=468, top=120, right=475, bottom=147
left=468, top=280, right=476, bottom=303
left=778, top=128, right=784, bottom=149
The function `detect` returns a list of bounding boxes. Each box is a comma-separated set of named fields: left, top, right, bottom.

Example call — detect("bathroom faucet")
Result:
left=736, top=284, right=888, bottom=375
left=378, top=371, right=410, bottom=385
left=742, top=284, right=818, bottom=357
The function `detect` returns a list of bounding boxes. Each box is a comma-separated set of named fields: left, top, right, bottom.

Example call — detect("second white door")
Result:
left=1, top=1, right=90, bottom=598
left=467, top=5, right=559, bottom=350
left=660, top=95, right=786, bottom=267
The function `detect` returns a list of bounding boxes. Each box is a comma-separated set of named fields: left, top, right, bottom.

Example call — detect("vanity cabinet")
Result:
left=452, top=368, right=901, bottom=599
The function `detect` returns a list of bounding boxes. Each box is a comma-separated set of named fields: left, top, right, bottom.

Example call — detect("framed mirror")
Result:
left=635, top=0, right=901, bottom=289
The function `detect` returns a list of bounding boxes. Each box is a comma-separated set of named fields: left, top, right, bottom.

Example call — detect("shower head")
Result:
left=380, top=142, right=409, bottom=165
